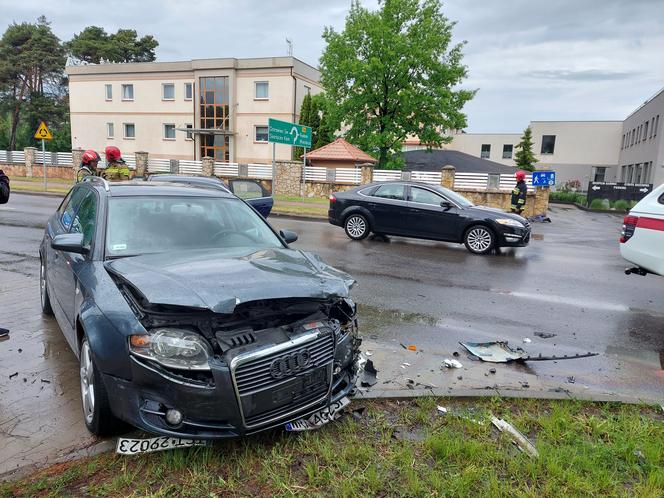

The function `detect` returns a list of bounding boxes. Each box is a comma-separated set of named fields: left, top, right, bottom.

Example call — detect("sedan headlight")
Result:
left=495, top=218, right=524, bottom=228
left=129, top=329, right=212, bottom=371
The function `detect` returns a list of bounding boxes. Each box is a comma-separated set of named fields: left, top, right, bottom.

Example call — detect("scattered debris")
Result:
left=489, top=368, right=496, bottom=374
left=452, top=351, right=459, bottom=357
left=400, top=343, right=408, bottom=350
left=522, top=338, right=532, bottom=344
left=0, top=327, right=9, bottom=342
left=351, top=407, right=366, bottom=421
left=364, top=359, right=378, bottom=375
left=567, top=376, right=575, bottom=384
left=633, top=450, right=646, bottom=465
left=528, top=214, right=551, bottom=223
left=457, top=375, right=463, bottom=380
left=9, top=372, right=18, bottom=379
left=460, top=341, right=598, bottom=363
left=534, top=331, right=556, bottom=339
left=40, top=378, right=51, bottom=384
left=406, top=345, right=417, bottom=351
left=360, top=359, right=378, bottom=388
left=17, top=348, right=22, bottom=353
left=436, top=405, right=448, bottom=414
left=491, top=416, right=539, bottom=458
left=443, top=359, right=463, bottom=369
left=401, top=362, right=410, bottom=367
left=520, top=381, right=530, bottom=388
left=364, top=351, right=373, bottom=357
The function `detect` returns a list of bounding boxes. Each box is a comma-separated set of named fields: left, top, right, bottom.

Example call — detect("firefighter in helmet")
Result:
left=510, top=171, right=528, bottom=214
left=80, top=149, right=101, bottom=175
left=104, top=146, right=130, bottom=181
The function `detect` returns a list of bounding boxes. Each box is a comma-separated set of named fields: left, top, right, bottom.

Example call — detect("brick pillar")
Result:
left=441, top=164, right=455, bottom=189
left=201, top=156, right=214, bottom=176
left=533, top=186, right=550, bottom=216
left=24, top=147, right=36, bottom=177
left=134, top=151, right=149, bottom=178
left=358, top=162, right=374, bottom=184
left=72, top=148, right=84, bottom=178
left=274, top=160, right=303, bottom=196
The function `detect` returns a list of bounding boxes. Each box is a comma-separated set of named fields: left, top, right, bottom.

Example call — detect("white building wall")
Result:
left=446, top=133, right=521, bottom=165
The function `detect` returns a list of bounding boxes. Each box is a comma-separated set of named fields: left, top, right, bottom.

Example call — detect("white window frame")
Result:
left=254, top=125, right=269, bottom=143
left=121, top=84, right=134, bottom=101
left=123, top=123, right=135, bottom=140
left=163, top=123, right=176, bottom=141
left=162, top=83, right=175, bottom=101
left=105, top=84, right=112, bottom=101
left=185, top=123, right=193, bottom=141
left=304, top=85, right=311, bottom=95
left=106, top=122, right=114, bottom=139
left=254, top=81, right=269, bottom=100
left=184, top=82, right=193, bottom=101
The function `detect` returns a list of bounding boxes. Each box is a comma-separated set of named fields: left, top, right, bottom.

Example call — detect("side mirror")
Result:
left=280, top=230, right=298, bottom=244
left=440, top=200, right=453, bottom=210
left=51, top=233, right=89, bottom=255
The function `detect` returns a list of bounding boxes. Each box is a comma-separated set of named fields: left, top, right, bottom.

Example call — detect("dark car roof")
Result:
left=147, top=174, right=225, bottom=185
left=402, top=149, right=516, bottom=174
left=83, top=180, right=235, bottom=198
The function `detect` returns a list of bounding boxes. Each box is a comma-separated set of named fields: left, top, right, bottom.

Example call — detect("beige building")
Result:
left=618, top=87, right=664, bottom=186
left=66, top=57, right=322, bottom=163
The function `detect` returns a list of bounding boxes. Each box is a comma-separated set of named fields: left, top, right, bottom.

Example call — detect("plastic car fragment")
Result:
left=491, top=416, right=539, bottom=458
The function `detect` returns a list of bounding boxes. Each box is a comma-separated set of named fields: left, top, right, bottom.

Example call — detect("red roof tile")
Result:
left=306, top=138, right=377, bottom=163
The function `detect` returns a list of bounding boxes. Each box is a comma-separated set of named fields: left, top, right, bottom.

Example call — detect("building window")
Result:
left=199, top=76, right=230, bottom=161
left=162, top=83, right=175, bottom=100
left=163, top=124, right=176, bottom=140
left=304, top=85, right=311, bottom=95
left=655, top=115, right=660, bottom=137
left=105, top=84, right=112, bottom=101
left=255, top=81, right=269, bottom=100
left=634, top=163, right=642, bottom=183
left=254, top=125, right=269, bottom=143
left=123, top=123, right=135, bottom=139
left=642, top=162, right=650, bottom=183
left=643, top=121, right=648, bottom=141
left=631, top=129, right=635, bottom=145
left=184, top=82, right=193, bottom=100
left=480, top=144, right=491, bottom=159
left=593, top=167, right=607, bottom=183
left=650, top=117, right=655, bottom=138
left=541, top=135, right=556, bottom=154
left=502, top=144, right=513, bottom=159
left=106, top=122, right=114, bottom=139
left=121, top=84, right=134, bottom=101
left=185, top=123, right=193, bottom=140
left=621, top=134, right=624, bottom=149
left=620, top=165, right=626, bottom=182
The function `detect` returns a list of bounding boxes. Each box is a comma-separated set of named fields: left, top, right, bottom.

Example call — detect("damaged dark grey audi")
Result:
left=39, top=178, right=360, bottom=438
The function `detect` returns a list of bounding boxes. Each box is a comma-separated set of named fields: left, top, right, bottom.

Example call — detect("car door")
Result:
left=55, top=189, right=97, bottom=330
left=228, top=179, right=273, bottom=218
left=365, top=184, right=410, bottom=235
left=406, top=186, right=461, bottom=241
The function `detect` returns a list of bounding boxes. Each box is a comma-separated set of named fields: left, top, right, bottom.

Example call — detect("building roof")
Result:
left=306, top=138, right=377, bottom=164
left=402, top=149, right=516, bottom=174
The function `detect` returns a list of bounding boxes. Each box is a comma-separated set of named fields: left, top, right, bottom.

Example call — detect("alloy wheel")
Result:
left=346, top=216, right=367, bottom=238
left=466, top=227, right=493, bottom=253
left=80, top=341, right=95, bottom=424
left=40, top=261, right=46, bottom=309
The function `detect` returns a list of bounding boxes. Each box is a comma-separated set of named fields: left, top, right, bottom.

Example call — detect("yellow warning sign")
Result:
left=34, top=121, right=53, bottom=140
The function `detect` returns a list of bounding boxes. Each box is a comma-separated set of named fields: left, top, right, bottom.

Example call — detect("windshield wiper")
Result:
left=105, top=253, right=142, bottom=260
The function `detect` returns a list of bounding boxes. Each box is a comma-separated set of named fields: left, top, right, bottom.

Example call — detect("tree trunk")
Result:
left=378, top=147, right=388, bottom=169
left=9, top=103, right=21, bottom=151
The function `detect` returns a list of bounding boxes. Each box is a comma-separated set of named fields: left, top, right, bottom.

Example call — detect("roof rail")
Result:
left=80, top=174, right=110, bottom=192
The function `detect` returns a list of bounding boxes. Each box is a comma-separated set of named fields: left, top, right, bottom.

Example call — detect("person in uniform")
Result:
left=0, top=169, right=10, bottom=204
left=80, top=150, right=101, bottom=176
left=104, top=146, right=130, bottom=181
left=510, top=171, right=528, bottom=214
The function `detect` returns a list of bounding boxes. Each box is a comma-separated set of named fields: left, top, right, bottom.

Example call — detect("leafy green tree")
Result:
left=320, top=0, right=474, bottom=169
left=295, top=93, right=333, bottom=159
left=66, top=27, right=158, bottom=64
left=0, top=16, right=66, bottom=150
left=514, top=127, right=538, bottom=172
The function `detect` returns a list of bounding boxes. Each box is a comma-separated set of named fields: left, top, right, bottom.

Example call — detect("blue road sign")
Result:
left=532, top=171, right=556, bottom=187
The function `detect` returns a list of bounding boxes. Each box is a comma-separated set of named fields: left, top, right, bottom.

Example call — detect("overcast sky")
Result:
left=3, top=0, right=663, bottom=132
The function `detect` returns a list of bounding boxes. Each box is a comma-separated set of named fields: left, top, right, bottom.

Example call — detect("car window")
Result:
left=69, top=191, right=98, bottom=247
left=658, top=192, right=664, bottom=205
left=373, top=184, right=405, bottom=200
left=231, top=180, right=264, bottom=200
left=61, top=188, right=89, bottom=230
left=410, top=187, right=443, bottom=206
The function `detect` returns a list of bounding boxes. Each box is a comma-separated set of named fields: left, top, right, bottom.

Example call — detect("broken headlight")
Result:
left=129, top=329, right=212, bottom=371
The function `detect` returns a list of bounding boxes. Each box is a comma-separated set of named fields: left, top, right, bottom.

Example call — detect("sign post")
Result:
left=34, top=121, right=53, bottom=191
left=268, top=118, right=312, bottom=198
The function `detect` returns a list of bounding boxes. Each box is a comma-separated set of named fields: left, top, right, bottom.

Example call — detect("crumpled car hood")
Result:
left=105, top=247, right=355, bottom=314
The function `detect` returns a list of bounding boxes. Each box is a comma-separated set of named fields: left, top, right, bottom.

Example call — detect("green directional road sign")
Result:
left=268, top=118, right=312, bottom=148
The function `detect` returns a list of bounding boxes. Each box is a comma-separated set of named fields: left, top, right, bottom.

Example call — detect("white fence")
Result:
left=0, top=150, right=25, bottom=164
left=178, top=160, right=203, bottom=175
left=247, top=163, right=272, bottom=180
left=455, top=172, right=533, bottom=191
left=214, top=162, right=239, bottom=177
left=335, top=168, right=362, bottom=184
left=373, top=169, right=402, bottom=182
left=411, top=171, right=441, bottom=185
left=304, top=166, right=327, bottom=182
left=148, top=157, right=172, bottom=173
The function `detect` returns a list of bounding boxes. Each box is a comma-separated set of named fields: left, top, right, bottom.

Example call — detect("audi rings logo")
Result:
left=270, top=349, right=312, bottom=378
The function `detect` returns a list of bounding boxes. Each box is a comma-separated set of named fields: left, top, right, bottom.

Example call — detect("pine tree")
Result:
left=514, top=127, right=538, bottom=172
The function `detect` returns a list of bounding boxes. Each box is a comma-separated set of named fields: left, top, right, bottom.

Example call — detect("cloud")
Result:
left=526, top=70, right=638, bottom=82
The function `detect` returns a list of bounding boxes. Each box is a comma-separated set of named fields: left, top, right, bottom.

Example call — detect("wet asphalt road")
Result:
left=1, top=192, right=663, bottom=477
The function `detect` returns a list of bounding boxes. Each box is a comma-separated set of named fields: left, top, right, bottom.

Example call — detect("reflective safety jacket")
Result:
left=104, top=159, right=130, bottom=181
left=510, top=180, right=527, bottom=210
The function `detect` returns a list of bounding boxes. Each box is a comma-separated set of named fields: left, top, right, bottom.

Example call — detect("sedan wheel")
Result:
left=344, top=214, right=369, bottom=240
left=464, top=226, right=495, bottom=254
left=80, top=340, right=96, bottom=425
left=40, top=258, right=53, bottom=315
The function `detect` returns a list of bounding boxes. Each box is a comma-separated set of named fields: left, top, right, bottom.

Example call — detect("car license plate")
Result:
left=285, top=396, right=351, bottom=432
left=116, top=436, right=208, bottom=455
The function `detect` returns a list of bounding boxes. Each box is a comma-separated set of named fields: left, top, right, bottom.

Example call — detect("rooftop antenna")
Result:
left=286, top=37, right=293, bottom=57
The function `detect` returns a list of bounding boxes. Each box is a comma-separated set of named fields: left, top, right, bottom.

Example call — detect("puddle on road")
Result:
left=531, top=233, right=544, bottom=240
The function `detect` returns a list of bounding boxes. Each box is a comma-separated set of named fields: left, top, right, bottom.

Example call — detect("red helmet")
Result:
left=105, top=145, right=122, bottom=162
left=81, top=149, right=100, bottom=165
left=516, top=171, right=526, bottom=181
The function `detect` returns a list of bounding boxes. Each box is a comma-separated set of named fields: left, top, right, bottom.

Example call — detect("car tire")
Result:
left=40, top=256, right=53, bottom=316
left=344, top=214, right=370, bottom=240
left=80, top=338, right=123, bottom=436
left=464, top=225, right=495, bottom=254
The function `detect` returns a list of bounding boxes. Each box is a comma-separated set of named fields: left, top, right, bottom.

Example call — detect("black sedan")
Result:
left=328, top=181, right=530, bottom=254
left=40, top=177, right=360, bottom=438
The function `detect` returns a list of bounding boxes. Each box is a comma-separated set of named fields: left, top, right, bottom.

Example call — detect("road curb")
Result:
left=270, top=211, right=326, bottom=222
left=11, top=189, right=67, bottom=198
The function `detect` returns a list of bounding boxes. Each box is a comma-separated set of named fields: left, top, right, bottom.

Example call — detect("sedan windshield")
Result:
left=106, top=196, right=282, bottom=257
left=434, top=186, right=474, bottom=207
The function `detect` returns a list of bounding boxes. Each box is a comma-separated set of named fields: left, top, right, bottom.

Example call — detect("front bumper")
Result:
left=497, top=225, right=531, bottom=247
left=102, top=328, right=360, bottom=439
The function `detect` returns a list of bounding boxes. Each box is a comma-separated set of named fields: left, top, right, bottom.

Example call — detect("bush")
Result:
left=612, top=200, right=629, bottom=211
left=589, top=198, right=610, bottom=210
left=574, top=193, right=587, bottom=206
